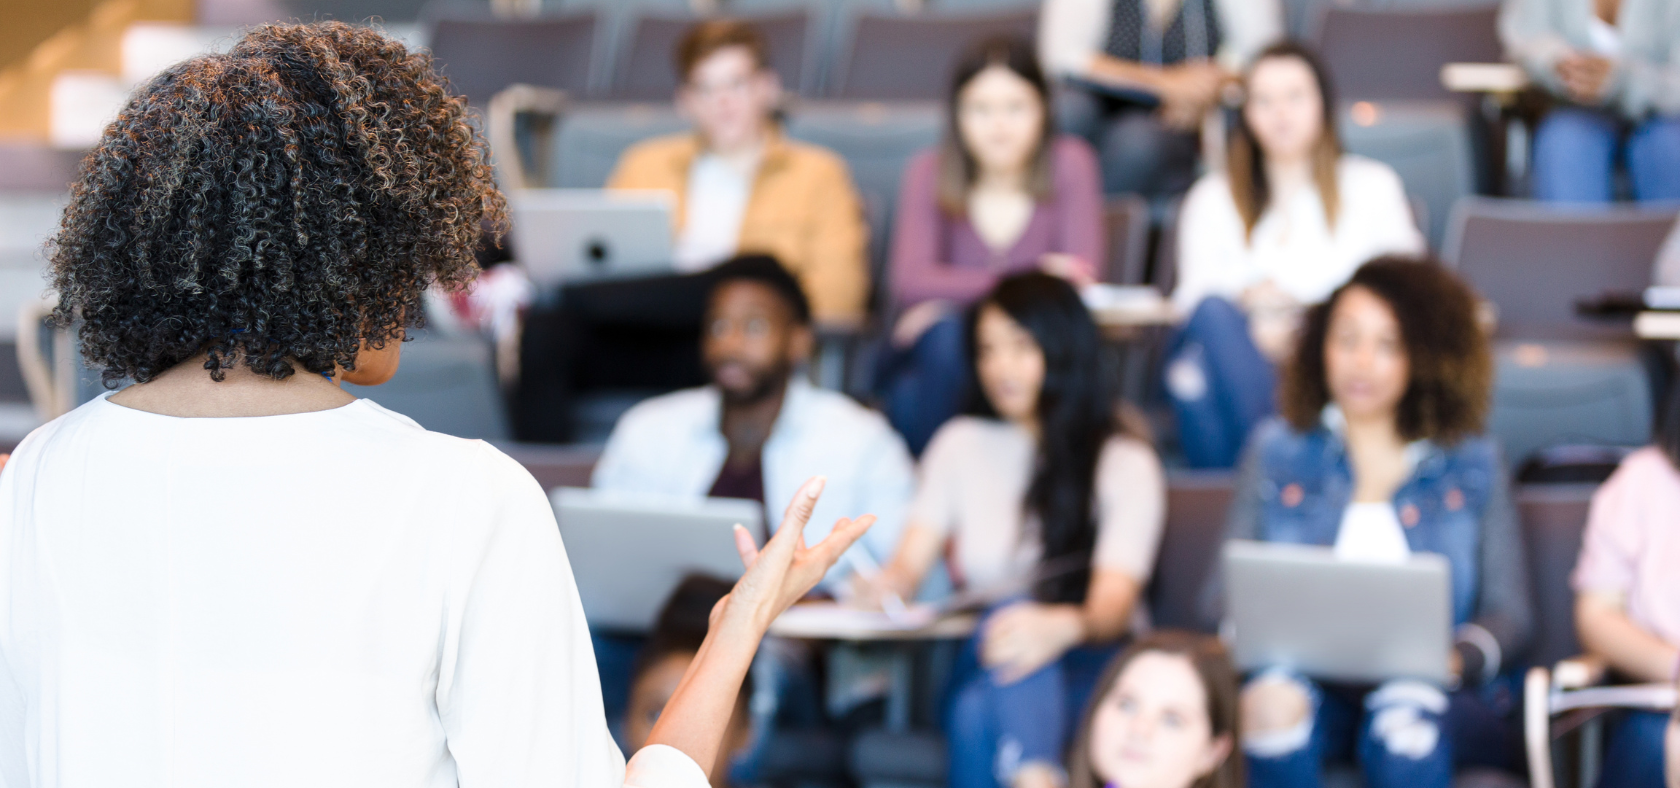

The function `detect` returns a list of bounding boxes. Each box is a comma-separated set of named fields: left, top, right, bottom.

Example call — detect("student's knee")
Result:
left=1363, top=680, right=1448, bottom=761
left=1240, top=673, right=1315, bottom=758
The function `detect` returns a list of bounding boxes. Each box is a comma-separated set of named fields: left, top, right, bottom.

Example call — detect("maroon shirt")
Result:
left=887, top=135, right=1106, bottom=308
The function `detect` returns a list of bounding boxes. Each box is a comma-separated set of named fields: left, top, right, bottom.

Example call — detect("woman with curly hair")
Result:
left=1198, top=258, right=1534, bottom=788
left=0, top=21, right=870, bottom=788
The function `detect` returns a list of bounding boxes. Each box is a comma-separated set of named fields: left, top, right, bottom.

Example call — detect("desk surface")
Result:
left=768, top=602, right=978, bottom=641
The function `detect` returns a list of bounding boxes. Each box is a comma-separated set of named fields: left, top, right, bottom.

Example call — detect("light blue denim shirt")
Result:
left=591, top=379, right=914, bottom=589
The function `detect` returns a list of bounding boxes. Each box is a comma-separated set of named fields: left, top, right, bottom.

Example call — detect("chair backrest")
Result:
left=1517, top=483, right=1596, bottom=668
left=548, top=102, right=690, bottom=188
left=610, top=10, right=814, bottom=100
left=1444, top=198, right=1679, bottom=340
left=783, top=100, right=944, bottom=223
left=1148, top=471, right=1235, bottom=633
left=342, top=326, right=510, bottom=440
left=1338, top=100, right=1475, bottom=252
left=829, top=9, right=1036, bottom=100
left=427, top=11, right=599, bottom=106
left=1103, top=194, right=1150, bottom=286
left=1314, top=5, right=1502, bottom=102
left=1150, top=196, right=1185, bottom=297
left=499, top=443, right=602, bottom=491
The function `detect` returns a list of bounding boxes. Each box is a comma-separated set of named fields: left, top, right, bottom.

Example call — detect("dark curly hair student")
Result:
left=1279, top=255, right=1493, bottom=445
left=48, top=21, right=505, bottom=386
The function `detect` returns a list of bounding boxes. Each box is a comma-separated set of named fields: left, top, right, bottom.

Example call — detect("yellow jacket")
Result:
left=606, top=132, right=869, bottom=321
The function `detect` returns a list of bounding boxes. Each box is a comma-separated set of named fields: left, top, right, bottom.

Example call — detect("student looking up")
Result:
left=1202, top=259, right=1532, bottom=788
left=878, top=36, right=1105, bottom=454
left=859, top=272, right=1165, bottom=788
left=514, top=21, right=869, bottom=442
left=1167, top=42, right=1424, bottom=468
left=1066, top=632, right=1243, bottom=788
left=0, top=21, right=873, bottom=788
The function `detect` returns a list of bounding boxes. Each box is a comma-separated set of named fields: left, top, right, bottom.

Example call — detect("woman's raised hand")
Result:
left=723, top=477, right=876, bottom=633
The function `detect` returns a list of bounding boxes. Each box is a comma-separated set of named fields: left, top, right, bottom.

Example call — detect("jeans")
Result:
left=1165, top=297, right=1276, bottom=468
left=1244, top=673, right=1516, bottom=788
left=874, top=313, right=968, bottom=456
left=1597, top=710, right=1670, bottom=788
left=1056, top=87, right=1199, bottom=197
left=1532, top=107, right=1680, bottom=202
left=944, top=609, right=1119, bottom=788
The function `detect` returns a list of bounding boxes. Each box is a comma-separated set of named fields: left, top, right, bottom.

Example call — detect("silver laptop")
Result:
left=1223, top=540, right=1453, bottom=685
left=551, top=487, right=761, bottom=632
left=508, top=189, right=675, bottom=290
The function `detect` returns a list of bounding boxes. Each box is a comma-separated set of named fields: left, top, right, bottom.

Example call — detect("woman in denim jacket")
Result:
left=1200, top=257, right=1533, bottom=788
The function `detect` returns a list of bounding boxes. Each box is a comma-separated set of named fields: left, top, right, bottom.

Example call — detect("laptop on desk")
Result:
left=551, top=487, right=760, bottom=632
left=1223, top=540, right=1453, bottom=685
left=508, top=189, right=675, bottom=292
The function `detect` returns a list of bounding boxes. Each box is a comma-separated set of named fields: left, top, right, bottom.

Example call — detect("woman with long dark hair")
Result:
left=875, top=35, right=1105, bottom=454
left=0, top=22, right=870, bottom=788
left=859, top=272, right=1164, bottom=788
left=1166, top=42, right=1423, bottom=468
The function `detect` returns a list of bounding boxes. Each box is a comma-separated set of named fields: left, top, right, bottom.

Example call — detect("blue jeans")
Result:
left=875, top=313, right=968, bottom=456
left=1166, top=298, right=1277, bottom=468
left=944, top=610, right=1119, bottom=788
left=1597, top=710, right=1669, bottom=788
left=1532, top=107, right=1680, bottom=202
left=1244, top=674, right=1516, bottom=788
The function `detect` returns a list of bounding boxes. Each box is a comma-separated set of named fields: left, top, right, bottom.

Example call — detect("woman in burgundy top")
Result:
left=876, top=36, right=1106, bottom=453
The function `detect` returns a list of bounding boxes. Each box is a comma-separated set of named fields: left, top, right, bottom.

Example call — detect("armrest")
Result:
left=486, top=84, right=568, bottom=190
left=1554, top=654, right=1609, bottom=690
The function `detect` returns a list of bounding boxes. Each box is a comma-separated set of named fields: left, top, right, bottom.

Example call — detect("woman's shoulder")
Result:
left=1605, top=446, right=1680, bottom=490
left=1096, top=432, right=1165, bottom=484
left=922, top=415, right=1019, bottom=459
left=1180, top=169, right=1237, bottom=215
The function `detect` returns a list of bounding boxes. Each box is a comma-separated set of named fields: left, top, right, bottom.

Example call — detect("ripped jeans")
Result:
left=1244, top=672, right=1515, bottom=788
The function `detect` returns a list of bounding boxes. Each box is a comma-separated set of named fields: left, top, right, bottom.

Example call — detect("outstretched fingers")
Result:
left=806, top=515, right=877, bottom=568
left=732, top=524, right=760, bottom=570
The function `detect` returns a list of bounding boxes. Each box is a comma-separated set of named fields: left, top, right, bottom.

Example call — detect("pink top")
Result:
left=1572, top=446, right=1680, bottom=648
left=887, top=136, right=1106, bottom=308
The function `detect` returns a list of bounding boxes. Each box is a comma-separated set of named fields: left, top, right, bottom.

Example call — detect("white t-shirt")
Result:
left=0, top=394, right=707, bottom=788
left=1171, top=155, right=1426, bottom=313
left=1334, top=501, right=1411, bottom=564
left=673, top=153, right=754, bottom=272
left=909, top=417, right=1166, bottom=593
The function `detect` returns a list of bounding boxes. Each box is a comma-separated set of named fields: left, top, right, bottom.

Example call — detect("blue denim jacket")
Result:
left=1203, top=417, right=1534, bottom=679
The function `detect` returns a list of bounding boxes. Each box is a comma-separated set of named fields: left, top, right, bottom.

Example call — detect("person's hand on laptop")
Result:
left=981, top=602, right=1085, bottom=685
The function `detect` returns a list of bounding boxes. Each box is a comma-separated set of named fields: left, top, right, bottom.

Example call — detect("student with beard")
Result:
left=593, top=254, right=912, bottom=582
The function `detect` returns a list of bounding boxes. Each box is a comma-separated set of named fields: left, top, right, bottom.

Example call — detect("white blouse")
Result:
left=0, top=395, right=707, bottom=788
left=1171, top=155, right=1426, bottom=314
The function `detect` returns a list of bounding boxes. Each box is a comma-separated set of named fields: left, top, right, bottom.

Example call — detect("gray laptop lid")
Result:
left=552, top=488, right=760, bottom=632
left=508, top=189, right=674, bottom=291
left=1224, top=540, right=1453, bottom=685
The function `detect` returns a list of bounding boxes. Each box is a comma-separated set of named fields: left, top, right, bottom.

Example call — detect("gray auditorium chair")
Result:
left=547, top=103, right=689, bottom=188
left=1147, top=470, right=1235, bottom=633
left=1314, top=4, right=1502, bottom=103
left=1339, top=100, right=1476, bottom=251
left=343, top=324, right=510, bottom=441
left=1103, top=194, right=1151, bottom=286
left=828, top=9, right=1037, bottom=100
left=424, top=10, right=599, bottom=107
left=608, top=10, right=817, bottom=99
left=784, top=100, right=943, bottom=223
left=1444, top=198, right=1679, bottom=470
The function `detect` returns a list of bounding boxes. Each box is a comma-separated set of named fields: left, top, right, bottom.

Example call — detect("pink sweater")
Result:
left=887, top=136, right=1106, bottom=308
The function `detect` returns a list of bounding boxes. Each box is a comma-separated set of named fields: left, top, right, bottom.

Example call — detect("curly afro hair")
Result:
left=48, top=21, right=507, bottom=386
left=1280, top=256, right=1493, bottom=445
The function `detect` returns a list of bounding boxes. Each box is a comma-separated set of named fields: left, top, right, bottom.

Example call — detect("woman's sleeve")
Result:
left=1171, top=176, right=1245, bottom=313
left=1571, top=453, right=1642, bottom=597
left=798, top=153, right=871, bottom=321
left=1613, top=43, right=1680, bottom=118
left=1091, top=439, right=1166, bottom=583
left=1197, top=427, right=1269, bottom=632
left=1038, top=0, right=1107, bottom=78
left=1053, top=138, right=1107, bottom=275
left=1462, top=453, right=1535, bottom=684
left=439, top=448, right=709, bottom=788
left=906, top=424, right=962, bottom=539
left=889, top=152, right=996, bottom=307
left=1361, top=162, right=1428, bottom=257
left=1499, top=0, right=1572, bottom=96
